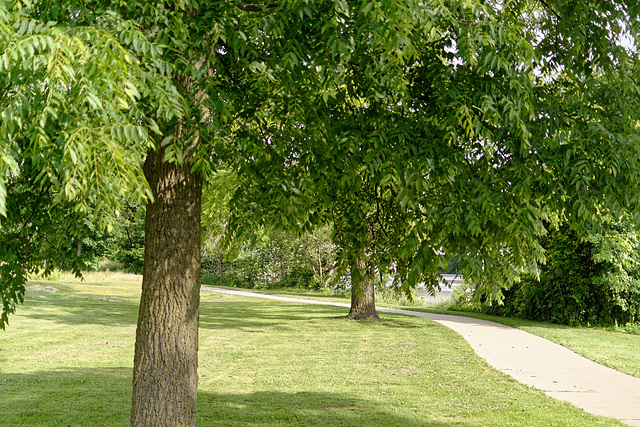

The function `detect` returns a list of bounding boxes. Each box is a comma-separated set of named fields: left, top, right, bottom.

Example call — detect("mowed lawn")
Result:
left=0, top=274, right=627, bottom=426
left=255, top=288, right=640, bottom=381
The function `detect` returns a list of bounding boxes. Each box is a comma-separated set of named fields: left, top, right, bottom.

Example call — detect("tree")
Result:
left=103, top=201, right=146, bottom=272
left=0, top=0, right=427, bottom=423
left=201, top=170, right=337, bottom=289
left=57, top=200, right=146, bottom=272
left=1, top=1, right=640, bottom=426
left=228, top=0, right=640, bottom=317
left=202, top=226, right=335, bottom=288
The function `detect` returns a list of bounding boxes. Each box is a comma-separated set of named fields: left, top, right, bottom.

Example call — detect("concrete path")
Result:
left=204, top=287, right=640, bottom=426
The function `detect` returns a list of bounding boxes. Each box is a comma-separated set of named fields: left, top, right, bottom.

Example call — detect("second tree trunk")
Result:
left=347, top=258, right=379, bottom=320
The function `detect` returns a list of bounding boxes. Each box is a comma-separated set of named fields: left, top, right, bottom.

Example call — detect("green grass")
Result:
left=0, top=275, right=628, bottom=426
left=240, top=286, right=640, bottom=380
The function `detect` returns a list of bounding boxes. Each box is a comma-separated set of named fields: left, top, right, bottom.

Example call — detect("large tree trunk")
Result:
left=131, top=147, right=203, bottom=426
left=347, top=258, right=379, bottom=320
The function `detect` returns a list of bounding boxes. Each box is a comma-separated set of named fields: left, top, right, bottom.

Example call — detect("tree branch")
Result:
left=538, top=0, right=561, bottom=21
left=236, top=3, right=278, bottom=12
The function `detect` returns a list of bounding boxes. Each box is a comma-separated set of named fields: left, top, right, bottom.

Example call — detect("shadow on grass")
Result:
left=23, top=291, right=323, bottom=331
left=199, top=390, right=464, bottom=426
left=0, top=368, right=471, bottom=427
left=199, top=298, right=346, bottom=330
left=0, top=367, right=132, bottom=426
left=199, top=298, right=434, bottom=331
left=20, top=290, right=140, bottom=327
left=20, top=287, right=432, bottom=332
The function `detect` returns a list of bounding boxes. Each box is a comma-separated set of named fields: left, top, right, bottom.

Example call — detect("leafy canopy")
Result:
left=0, top=0, right=187, bottom=327
left=1, top=0, right=639, bottom=328
left=228, top=0, right=640, bottom=300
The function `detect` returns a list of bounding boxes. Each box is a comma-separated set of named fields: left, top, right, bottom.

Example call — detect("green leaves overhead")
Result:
left=0, top=3, right=184, bottom=221
left=1, top=0, right=639, bottom=322
left=227, top=0, right=640, bottom=299
left=0, top=2, right=186, bottom=327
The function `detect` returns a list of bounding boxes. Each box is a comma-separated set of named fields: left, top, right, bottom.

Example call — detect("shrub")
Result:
left=484, top=222, right=640, bottom=326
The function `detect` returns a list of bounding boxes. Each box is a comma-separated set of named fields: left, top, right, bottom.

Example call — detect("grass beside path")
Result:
left=240, top=286, right=640, bottom=380
left=446, top=311, right=640, bottom=379
left=0, top=275, right=626, bottom=426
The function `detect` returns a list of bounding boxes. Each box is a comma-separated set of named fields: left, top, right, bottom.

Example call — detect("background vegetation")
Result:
left=32, top=155, right=640, bottom=329
left=457, top=220, right=640, bottom=327
left=68, top=204, right=640, bottom=329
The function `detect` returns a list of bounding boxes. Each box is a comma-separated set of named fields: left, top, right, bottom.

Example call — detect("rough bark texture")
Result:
left=347, top=258, right=379, bottom=320
left=131, top=147, right=202, bottom=426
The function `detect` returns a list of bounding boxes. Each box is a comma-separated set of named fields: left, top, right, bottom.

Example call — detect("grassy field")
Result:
left=242, top=286, right=640, bottom=380
left=0, top=274, right=629, bottom=426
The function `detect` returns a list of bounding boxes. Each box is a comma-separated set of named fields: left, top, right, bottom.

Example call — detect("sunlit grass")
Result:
left=0, top=276, right=626, bottom=426
left=233, top=286, right=640, bottom=381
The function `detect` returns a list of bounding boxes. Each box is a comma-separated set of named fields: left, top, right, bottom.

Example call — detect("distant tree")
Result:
left=100, top=202, right=146, bottom=272
left=55, top=200, right=146, bottom=272
left=228, top=1, right=640, bottom=319
left=205, top=227, right=336, bottom=289
left=202, top=172, right=336, bottom=289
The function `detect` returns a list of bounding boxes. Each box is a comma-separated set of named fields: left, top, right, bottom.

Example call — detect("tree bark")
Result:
left=347, top=258, right=379, bottom=320
left=131, top=147, right=202, bottom=426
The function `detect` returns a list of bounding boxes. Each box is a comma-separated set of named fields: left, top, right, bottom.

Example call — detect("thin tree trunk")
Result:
left=347, top=258, right=379, bottom=320
left=131, top=147, right=203, bottom=426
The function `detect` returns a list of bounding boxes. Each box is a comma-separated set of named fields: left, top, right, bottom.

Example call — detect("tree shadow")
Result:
left=198, top=298, right=348, bottom=331
left=19, top=285, right=426, bottom=333
left=198, top=390, right=464, bottom=426
left=198, top=298, right=434, bottom=332
left=0, top=367, right=132, bottom=426
left=20, top=290, right=140, bottom=327
left=0, top=368, right=474, bottom=426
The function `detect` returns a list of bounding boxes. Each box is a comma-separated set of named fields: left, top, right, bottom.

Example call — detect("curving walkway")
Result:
left=204, top=287, right=640, bottom=426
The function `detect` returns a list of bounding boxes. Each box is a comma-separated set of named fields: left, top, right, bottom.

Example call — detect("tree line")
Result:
left=66, top=200, right=640, bottom=327
left=65, top=199, right=339, bottom=290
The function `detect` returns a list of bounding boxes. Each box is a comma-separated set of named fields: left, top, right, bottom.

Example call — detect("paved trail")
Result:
left=204, top=287, right=640, bottom=426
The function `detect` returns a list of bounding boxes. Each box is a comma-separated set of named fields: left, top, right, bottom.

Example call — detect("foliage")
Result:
left=478, top=222, right=640, bottom=326
left=0, top=2, right=181, bottom=217
left=1, top=0, right=640, bottom=421
left=203, top=225, right=336, bottom=290
left=0, top=0, right=183, bottom=328
left=227, top=0, right=640, bottom=306
left=0, top=159, right=87, bottom=328
left=590, top=220, right=640, bottom=301
left=0, top=163, right=145, bottom=328
left=0, top=0, right=638, bottom=320
left=99, top=202, right=146, bottom=273
left=48, top=201, right=146, bottom=273
left=201, top=170, right=337, bottom=290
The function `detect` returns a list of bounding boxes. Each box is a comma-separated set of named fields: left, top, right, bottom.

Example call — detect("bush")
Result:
left=483, top=223, right=640, bottom=326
